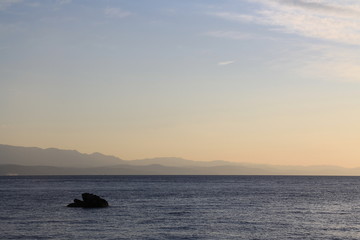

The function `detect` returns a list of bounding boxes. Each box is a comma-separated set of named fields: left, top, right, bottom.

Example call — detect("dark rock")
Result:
left=67, top=193, right=109, bottom=208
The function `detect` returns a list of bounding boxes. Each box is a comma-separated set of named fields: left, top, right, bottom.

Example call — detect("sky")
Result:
left=1, top=0, right=360, bottom=167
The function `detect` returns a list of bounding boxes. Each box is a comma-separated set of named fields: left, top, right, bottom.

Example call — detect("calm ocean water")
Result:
left=1, top=175, right=360, bottom=239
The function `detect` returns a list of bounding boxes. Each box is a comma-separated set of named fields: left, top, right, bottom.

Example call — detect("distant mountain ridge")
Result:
left=1, top=144, right=360, bottom=176
left=0, top=144, right=239, bottom=168
left=129, top=157, right=236, bottom=167
left=0, top=144, right=127, bottom=168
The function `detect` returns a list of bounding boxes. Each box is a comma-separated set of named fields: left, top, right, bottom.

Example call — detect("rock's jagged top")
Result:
left=67, top=193, right=109, bottom=208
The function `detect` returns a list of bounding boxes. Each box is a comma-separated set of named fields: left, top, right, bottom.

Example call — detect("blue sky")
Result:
left=2, top=0, right=360, bottom=167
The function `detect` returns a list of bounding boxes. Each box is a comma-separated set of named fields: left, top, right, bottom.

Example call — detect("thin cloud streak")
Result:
left=56, top=0, right=71, bottom=5
left=218, top=61, right=235, bottom=66
left=261, top=0, right=360, bottom=16
left=265, top=42, right=360, bottom=82
left=205, top=31, right=253, bottom=40
left=301, top=45, right=360, bottom=82
left=104, top=7, right=132, bottom=18
left=0, top=0, right=22, bottom=10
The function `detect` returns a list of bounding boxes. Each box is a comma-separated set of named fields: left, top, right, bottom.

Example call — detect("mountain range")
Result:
left=1, top=144, right=360, bottom=176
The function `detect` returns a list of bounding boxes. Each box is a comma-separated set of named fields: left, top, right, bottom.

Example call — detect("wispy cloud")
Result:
left=301, top=45, right=360, bottom=82
left=211, top=12, right=255, bottom=22
left=218, top=61, right=235, bottom=66
left=265, top=42, right=360, bottom=82
left=26, top=2, right=41, bottom=8
left=209, top=1, right=360, bottom=82
left=260, top=0, right=360, bottom=15
left=56, top=0, right=71, bottom=5
left=206, top=31, right=253, bottom=40
left=0, top=0, right=22, bottom=10
left=212, top=0, right=360, bottom=46
left=104, top=7, right=132, bottom=18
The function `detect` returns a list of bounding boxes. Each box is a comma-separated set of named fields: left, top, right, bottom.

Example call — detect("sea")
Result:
left=1, top=175, right=360, bottom=240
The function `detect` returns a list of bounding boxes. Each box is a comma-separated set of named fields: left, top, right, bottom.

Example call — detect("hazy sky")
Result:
left=2, top=0, right=360, bottom=167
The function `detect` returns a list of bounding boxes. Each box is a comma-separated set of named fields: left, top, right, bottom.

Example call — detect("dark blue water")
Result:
left=1, top=176, right=360, bottom=239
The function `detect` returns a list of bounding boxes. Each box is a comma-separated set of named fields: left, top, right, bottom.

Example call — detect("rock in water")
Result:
left=67, top=193, right=109, bottom=208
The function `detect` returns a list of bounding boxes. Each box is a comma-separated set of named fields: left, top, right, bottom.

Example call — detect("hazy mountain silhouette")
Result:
left=129, top=157, right=236, bottom=167
left=1, top=144, right=360, bottom=175
left=0, top=144, right=127, bottom=168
